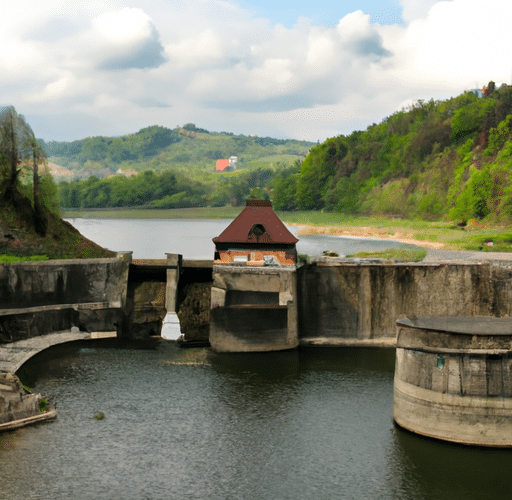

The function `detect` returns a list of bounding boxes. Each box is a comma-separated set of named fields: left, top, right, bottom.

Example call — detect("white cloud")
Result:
left=92, top=7, right=153, bottom=43
left=399, top=0, right=441, bottom=23
left=1, top=0, right=512, bottom=143
left=405, top=0, right=512, bottom=86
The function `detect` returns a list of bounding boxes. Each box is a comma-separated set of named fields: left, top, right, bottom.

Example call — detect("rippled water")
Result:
left=2, top=343, right=512, bottom=500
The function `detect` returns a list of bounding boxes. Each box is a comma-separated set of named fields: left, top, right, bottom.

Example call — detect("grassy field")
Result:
left=62, top=207, right=243, bottom=219
left=346, top=248, right=428, bottom=262
left=61, top=207, right=512, bottom=252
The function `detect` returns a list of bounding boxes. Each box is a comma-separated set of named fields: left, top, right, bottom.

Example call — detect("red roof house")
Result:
left=213, top=200, right=298, bottom=265
left=216, top=159, right=230, bottom=171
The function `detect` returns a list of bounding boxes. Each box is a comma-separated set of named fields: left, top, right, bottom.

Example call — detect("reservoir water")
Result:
left=64, top=217, right=417, bottom=259
left=2, top=219, right=512, bottom=499
left=3, top=342, right=512, bottom=500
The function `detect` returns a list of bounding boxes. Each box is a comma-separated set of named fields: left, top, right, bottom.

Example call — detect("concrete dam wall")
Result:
left=2, top=256, right=512, bottom=347
left=299, top=260, right=512, bottom=345
left=0, top=255, right=130, bottom=343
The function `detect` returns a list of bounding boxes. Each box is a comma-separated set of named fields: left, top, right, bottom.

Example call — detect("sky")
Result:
left=1, top=0, right=511, bottom=143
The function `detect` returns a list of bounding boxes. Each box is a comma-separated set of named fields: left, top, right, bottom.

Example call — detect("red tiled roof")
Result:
left=213, top=200, right=298, bottom=245
left=216, top=159, right=230, bottom=171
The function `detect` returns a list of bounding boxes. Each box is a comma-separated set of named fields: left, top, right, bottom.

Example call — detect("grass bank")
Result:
left=0, top=200, right=116, bottom=261
left=61, top=207, right=512, bottom=252
left=62, top=207, right=242, bottom=219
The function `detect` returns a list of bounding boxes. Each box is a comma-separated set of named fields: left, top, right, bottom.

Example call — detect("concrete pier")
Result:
left=394, top=316, right=512, bottom=447
left=210, top=265, right=298, bottom=352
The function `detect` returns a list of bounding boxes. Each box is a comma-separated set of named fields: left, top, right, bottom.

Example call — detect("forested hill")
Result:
left=40, top=123, right=314, bottom=177
left=52, top=83, right=512, bottom=222
left=272, top=82, right=512, bottom=223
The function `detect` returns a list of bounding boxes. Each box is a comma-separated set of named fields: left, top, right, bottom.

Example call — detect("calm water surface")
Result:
left=65, top=218, right=417, bottom=259
left=2, top=343, right=512, bottom=500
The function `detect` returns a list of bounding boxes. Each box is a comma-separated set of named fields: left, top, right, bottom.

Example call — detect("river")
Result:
left=1, top=219, right=512, bottom=499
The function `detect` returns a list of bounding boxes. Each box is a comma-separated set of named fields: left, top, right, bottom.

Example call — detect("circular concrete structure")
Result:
left=394, top=316, right=512, bottom=447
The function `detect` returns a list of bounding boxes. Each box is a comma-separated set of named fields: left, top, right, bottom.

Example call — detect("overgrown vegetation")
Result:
left=272, top=82, right=512, bottom=226
left=0, top=106, right=116, bottom=260
left=38, top=397, right=49, bottom=413
left=42, top=124, right=313, bottom=178
left=346, top=248, right=428, bottom=262
left=0, top=255, right=48, bottom=263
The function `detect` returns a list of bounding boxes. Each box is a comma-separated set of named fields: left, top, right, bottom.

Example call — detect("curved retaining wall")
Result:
left=394, top=316, right=512, bottom=446
left=0, top=255, right=130, bottom=343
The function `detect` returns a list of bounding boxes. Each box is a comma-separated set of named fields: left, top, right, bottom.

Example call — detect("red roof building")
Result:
left=213, top=200, right=298, bottom=266
left=216, top=159, right=230, bottom=171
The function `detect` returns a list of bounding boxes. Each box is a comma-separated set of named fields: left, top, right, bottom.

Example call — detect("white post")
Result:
left=161, top=254, right=183, bottom=340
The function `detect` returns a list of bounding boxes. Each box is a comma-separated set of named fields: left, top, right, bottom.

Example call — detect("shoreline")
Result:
left=290, top=223, right=446, bottom=249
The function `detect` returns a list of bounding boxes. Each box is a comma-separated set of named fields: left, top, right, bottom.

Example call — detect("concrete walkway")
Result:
left=0, top=330, right=116, bottom=373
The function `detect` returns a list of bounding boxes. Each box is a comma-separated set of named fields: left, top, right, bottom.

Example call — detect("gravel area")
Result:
left=424, top=248, right=512, bottom=263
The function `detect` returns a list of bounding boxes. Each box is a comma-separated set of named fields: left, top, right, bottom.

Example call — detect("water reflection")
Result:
left=389, top=424, right=512, bottom=500
left=2, top=342, right=398, bottom=500
left=4, top=342, right=507, bottom=500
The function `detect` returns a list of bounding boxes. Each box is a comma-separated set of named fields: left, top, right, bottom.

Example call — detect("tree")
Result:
left=0, top=106, right=58, bottom=236
left=0, top=106, right=32, bottom=203
left=451, top=97, right=496, bottom=142
left=28, top=136, right=48, bottom=235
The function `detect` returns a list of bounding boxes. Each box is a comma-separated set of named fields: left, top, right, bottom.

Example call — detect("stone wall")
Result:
left=299, top=261, right=512, bottom=342
left=0, top=372, right=41, bottom=424
left=0, top=256, right=130, bottom=309
left=0, top=255, right=130, bottom=343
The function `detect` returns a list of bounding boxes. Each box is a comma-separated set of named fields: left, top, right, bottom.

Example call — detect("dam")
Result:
left=3, top=209, right=512, bottom=450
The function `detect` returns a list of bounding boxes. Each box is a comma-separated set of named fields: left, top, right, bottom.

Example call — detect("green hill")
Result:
left=47, top=124, right=314, bottom=210
left=272, top=82, right=512, bottom=223
left=41, top=123, right=314, bottom=178
left=45, top=82, right=512, bottom=225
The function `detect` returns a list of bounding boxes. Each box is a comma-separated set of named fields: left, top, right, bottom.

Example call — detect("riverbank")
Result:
left=60, top=207, right=512, bottom=253
left=291, top=224, right=445, bottom=249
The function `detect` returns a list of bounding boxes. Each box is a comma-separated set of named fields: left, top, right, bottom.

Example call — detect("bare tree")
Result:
left=28, top=136, right=48, bottom=235
left=1, top=106, right=48, bottom=235
left=0, top=106, right=32, bottom=203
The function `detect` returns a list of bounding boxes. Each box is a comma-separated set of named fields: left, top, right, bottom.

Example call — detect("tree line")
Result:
left=271, top=83, right=512, bottom=222
left=42, top=125, right=182, bottom=165
left=58, top=165, right=282, bottom=209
